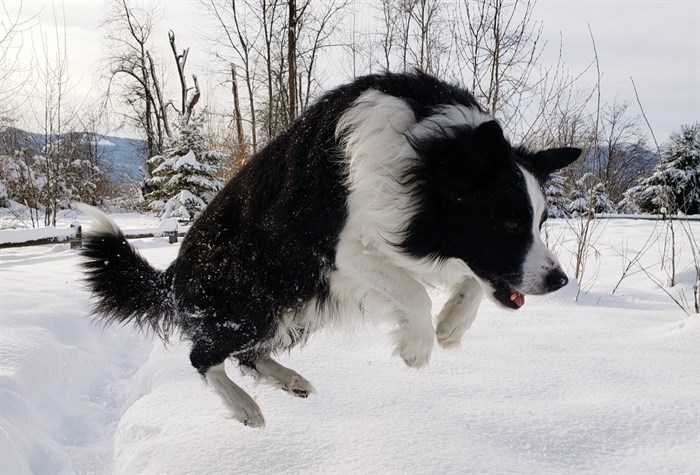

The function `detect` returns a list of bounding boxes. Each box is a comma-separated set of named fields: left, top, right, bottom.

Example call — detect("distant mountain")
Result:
left=580, top=143, right=658, bottom=173
left=571, top=142, right=659, bottom=201
left=93, top=135, right=146, bottom=181
left=0, top=127, right=146, bottom=182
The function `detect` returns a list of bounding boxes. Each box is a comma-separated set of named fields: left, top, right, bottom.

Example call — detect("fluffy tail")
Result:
left=75, top=203, right=176, bottom=339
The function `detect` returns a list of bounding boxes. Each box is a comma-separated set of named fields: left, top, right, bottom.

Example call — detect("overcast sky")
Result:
left=5, top=0, right=699, bottom=143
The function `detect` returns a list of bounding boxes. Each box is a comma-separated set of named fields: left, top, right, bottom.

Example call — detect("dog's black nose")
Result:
left=545, top=268, right=569, bottom=292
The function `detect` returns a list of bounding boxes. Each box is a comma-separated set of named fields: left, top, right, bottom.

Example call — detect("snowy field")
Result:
left=1, top=213, right=699, bottom=474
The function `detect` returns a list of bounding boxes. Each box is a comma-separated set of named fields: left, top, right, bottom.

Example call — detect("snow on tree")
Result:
left=0, top=151, right=43, bottom=209
left=567, top=173, right=617, bottom=217
left=545, top=171, right=570, bottom=218
left=0, top=180, right=8, bottom=207
left=626, top=123, right=700, bottom=215
left=145, top=115, right=227, bottom=223
left=589, top=182, right=617, bottom=214
left=0, top=137, right=106, bottom=225
left=567, top=189, right=588, bottom=217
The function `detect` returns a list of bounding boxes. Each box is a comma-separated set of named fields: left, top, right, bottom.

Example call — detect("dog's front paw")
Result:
left=393, top=328, right=434, bottom=368
left=436, top=322, right=462, bottom=349
left=435, top=280, right=482, bottom=349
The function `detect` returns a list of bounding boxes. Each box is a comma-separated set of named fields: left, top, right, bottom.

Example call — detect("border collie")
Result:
left=78, top=71, right=580, bottom=428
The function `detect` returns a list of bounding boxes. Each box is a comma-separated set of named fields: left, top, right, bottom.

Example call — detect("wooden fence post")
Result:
left=167, top=223, right=178, bottom=244
left=70, top=222, right=82, bottom=249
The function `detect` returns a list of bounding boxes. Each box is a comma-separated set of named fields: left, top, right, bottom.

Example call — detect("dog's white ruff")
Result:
left=330, top=91, right=491, bottom=366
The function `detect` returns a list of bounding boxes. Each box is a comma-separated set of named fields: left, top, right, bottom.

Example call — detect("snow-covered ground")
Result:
left=1, top=214, right=698, bottom=474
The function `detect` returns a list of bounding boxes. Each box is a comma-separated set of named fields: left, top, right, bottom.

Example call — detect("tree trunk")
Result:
left=148, top=51, right=171, bottom=140
left=231, top=64, right=245, bottom=146
left=288, top=0, right=297, bottom=124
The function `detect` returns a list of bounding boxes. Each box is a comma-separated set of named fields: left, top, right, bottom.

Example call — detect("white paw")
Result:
left=435, top=280, right=482, bottom=349
left=206, top=365, right=266, bottom=428
left=393, top=327, right=434, bottom=368
left=225, top=389, right=266, bottom=428
left=253, top=357, right=316, bottom=398
left=280, top=373, right=316, bottom=398
left=436, top=321, right=463, bottom=349
left=261, top=368, right=316, bottom=398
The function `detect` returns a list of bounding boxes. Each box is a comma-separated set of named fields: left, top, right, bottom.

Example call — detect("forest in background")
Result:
left=0, top=0, right=698, bottom=227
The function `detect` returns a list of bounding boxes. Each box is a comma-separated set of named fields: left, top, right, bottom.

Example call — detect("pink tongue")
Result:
left=510, top=290, right=525, bottom=308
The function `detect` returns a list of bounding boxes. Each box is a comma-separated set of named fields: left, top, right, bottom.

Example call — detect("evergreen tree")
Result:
left=589, top=182, right=617, bottom=214
left=567, top=173, right=617, bottom=216
left=0, top=181, right=8, bottom=207
left=567, top=174, right=593, bottom=217
left=626, top=123, right=700, bottom=215
left=145, top=115, right=228, bottom=222
left=545, top=171, right=570, bottom=218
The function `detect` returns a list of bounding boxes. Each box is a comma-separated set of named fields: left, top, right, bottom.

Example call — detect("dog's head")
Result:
left=403, top=119, right=580, bottom=309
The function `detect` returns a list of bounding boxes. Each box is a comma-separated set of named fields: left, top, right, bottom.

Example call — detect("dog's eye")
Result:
left=503, top=220, right=525, bottom=234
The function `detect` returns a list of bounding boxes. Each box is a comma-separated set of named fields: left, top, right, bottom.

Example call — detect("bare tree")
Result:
left=199, top=0, right=259, bottom=152
left=200, top=0, right=346, bottom=149
left=257, top=0, right=284, bottom=139
left=0, top=2, right=36, bottom=126
left=340, top=0, right=378, bottom=78
left=288, top=0, right=298, bottom=123
left=296, top=0, right=349, bottom=112
left=452, top=0, right=544, bottom=131
left=377, top=0, right=396, bottom=71
left=230, top=64, right=245, bottom=147
left=9, top=3, right=109, bottom=225
left=168, top=30, right=201, bottom=125
left=30, top=2, right=75, bottom=225
left=396, top=0, right=414, bottom=71
left=101, top=0, right=168, bottom=162
left=408, top=0, right=446, bottom=74
left=374, top=0, right=445, bottom=74
left=596, top=101, right=653, bottom=202
left=147, top=50, right=171, bottom=140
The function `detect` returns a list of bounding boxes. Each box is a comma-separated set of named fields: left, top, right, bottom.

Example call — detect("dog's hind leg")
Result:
left=190, top=343, right=265, bottom=428
left=238, top=353, right=316, bottom=398
left=436, top=277, right=483, bottom=348
left=205, top=364, right=266, bottom=427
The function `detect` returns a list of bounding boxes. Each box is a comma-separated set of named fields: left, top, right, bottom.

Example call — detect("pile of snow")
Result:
left=1, top=218, right=698, bottom=473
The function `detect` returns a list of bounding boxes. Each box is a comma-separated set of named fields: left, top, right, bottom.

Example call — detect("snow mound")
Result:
left=1, top=218, right=698, bottom=473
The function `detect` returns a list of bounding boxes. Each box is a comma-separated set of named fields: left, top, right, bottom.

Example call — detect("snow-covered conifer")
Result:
left=626, top=123, right=700, bottom=215
left=545, top=172, right=570, bottom=218
left=568, top=174, right=593, bottom=217
left=0, top=180, right=8, bottom=207
left=145, top=115, right=228, bottom=222
left=589, top=182, right=617, bottom=214
left=567, top=173, right=617, bottom=216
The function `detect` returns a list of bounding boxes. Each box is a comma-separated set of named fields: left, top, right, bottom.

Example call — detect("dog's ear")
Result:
left=523, top=147, right=581, bottom=181
left=465, top=120, right=511, bottom=178
left=472, top=120, right=509, bottom=159
left=440, top=120, right=510, bottom=188
left=407, top=119, right=511, bottom=192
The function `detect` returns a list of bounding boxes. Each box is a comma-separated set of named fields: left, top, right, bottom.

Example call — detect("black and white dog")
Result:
left=79, top=72, right=579, bottom=427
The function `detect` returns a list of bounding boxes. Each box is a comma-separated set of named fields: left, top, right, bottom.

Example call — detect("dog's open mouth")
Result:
left=493, top=283, right=525, bottom=310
